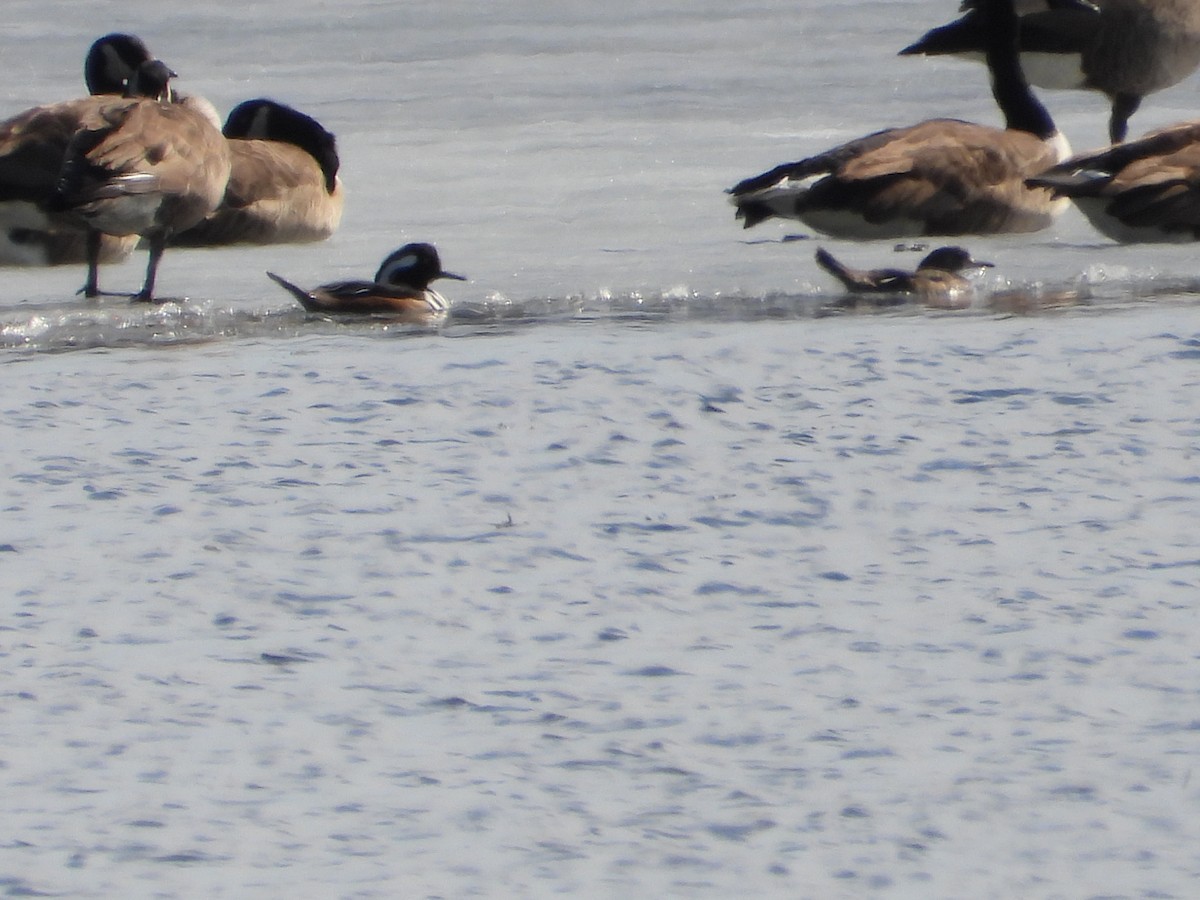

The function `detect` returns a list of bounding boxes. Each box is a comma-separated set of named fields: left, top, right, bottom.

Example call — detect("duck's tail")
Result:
left=814, top=247, right=864, bottom=291
left=267, top=271, right=322, bottom=312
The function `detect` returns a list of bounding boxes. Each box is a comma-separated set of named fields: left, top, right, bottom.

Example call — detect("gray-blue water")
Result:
left=2, top=2, right=1200, bottom=897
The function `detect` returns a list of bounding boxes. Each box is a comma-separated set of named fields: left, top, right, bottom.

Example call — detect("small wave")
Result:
left=0, top=298, right=442, bottom=355
left=1, top=271, right=1196, bottom=355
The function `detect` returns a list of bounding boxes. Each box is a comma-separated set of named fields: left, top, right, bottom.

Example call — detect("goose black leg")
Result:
left=1110, top=93, right=1141, bottom=144
left=131, top=233, right=165, bottom=303
left=80, top=228, right=102, bottom=298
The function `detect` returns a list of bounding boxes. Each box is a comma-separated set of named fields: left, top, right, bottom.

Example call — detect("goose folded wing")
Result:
left=69, top=101, right=222, bottom=184
left=824, top=128, right=1015, bottom=215
left=1104, top=151, right=1200, bottom=230
left=0, top=102, right=96, bottom=201
left=223, top=141, right=319, bottom=206
left=728, top=124, right=921, bottom=195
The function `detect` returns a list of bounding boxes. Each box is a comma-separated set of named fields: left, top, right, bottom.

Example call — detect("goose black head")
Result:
left=124, top=59, right=177, bottom=102
left=85, top=33, right=153, bottom=95
left=223, top=98, right=341, bottom=193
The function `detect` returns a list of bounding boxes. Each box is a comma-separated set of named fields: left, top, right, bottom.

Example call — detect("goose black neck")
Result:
left=981, top=0, right=1057, bottom=139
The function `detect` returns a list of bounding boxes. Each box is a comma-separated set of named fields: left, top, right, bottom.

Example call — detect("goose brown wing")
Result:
left=224, top=141, right=322, bottom=200
left=728, top=124, right=926, bottom=195
left=836, top=120, right=1049, bottom=186
left=66, top=100, right=225, bottom=196
left=810, top=121, right=1056, bottom=229
left=172, top=139, right=342, bottom=246
left=1102, top=146, right=1200, bottom=232
left=0, top=99, right=100, bottom=202
left=1074, top=123, right=1200, bottom=176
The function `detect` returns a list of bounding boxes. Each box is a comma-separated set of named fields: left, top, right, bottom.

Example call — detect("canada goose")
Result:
left=170, top=98, right=343, bottom=247
left=901, top=0, right=1200, bottom=144
left=52, top=59, right=232, bottom=301
left=1026, top=121, right=1200, bottom=241
left=727, top=0, right=1074, bottom=237
left=267, top=242, right=464, bottom=321
left=816, top=245, right=994, bottom=309
left=0, top=33, right=156, bottom=269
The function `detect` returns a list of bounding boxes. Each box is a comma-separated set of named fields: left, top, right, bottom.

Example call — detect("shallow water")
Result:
left=2, top=2, right=1200, bottom=897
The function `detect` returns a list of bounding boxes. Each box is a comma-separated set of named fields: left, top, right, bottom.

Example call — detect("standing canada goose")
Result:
left=0, top=33, right=156, bottom=269
left=267, top=242, right=464, bottom=321
left=1026, top=121, right=1200, bottom=240
left=52, top=59, right=232, bottom=301
left=727, top=0, right=1074, bottom=237
left=170, top=99, right=343, bottom=247
left=901, top=0, right=1200, bottom=144
left=816, top=245, right=994, bottom=309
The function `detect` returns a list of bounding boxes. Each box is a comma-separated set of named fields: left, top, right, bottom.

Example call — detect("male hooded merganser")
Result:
left=267, top=242, right=464, bottom=322
left=728, top=0, right=1076, bottom=237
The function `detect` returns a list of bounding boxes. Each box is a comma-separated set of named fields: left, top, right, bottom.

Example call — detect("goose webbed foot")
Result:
left=130, top=292, right=184, bottom=305
left=78, top=287, right=143, bottom=300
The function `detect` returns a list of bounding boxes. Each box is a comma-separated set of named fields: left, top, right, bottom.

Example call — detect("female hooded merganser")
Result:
left=816, top=245, right=994, bottom=309
left=171, top=99, right=343, bottom=247
left=1026, top=121, right=1200, bottom=241
left=267, top=242, right=464, bottom=322
left=53, top=59, right=232, bottom=301
left=728, top=0, right=1075, bottom=237
left=901, top=0, right=1200, bottom=144
left=0, top=33, right=156, bottom=270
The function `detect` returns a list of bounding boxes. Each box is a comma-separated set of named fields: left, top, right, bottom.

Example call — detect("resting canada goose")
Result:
left=170, top=99, right=343, bottom=247
left=52, top=59, right=231, bottom=301
left=1026, top=121, right=1200, bottom=241
left=0, top=33, right=156, bottom=269
left=816, top=245, right=994, bottom=309
left=727, top=0, right=1073, bottom=237
left=901, top=0, right=1200, bottom=144
left=267, top=242, right=464, bottom=321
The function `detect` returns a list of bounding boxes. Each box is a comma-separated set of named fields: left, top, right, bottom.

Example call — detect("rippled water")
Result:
left=3, top=1, right=1200, bottom=897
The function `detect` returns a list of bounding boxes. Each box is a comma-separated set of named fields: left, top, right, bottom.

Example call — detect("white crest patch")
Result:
left=380, top=253, right=419, bottom=281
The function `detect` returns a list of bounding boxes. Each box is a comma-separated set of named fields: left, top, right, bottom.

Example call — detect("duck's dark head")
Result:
left=375, top=243, right=466, bottom=290
left=223, top=99, right=341, bottom=193
left=919, top=246, right=994, bottom=273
